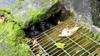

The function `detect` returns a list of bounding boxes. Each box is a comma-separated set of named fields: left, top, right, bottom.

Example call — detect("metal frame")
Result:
left=31, top=18, right=100, bottom=56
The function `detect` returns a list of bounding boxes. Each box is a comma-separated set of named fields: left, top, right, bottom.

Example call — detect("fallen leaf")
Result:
left=55, top=42, right=65, bottom=49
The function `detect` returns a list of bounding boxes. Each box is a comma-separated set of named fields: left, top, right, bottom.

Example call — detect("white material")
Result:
left=59, top=27, right=79, bottom=37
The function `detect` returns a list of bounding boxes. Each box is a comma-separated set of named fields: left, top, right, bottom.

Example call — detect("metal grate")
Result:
left=31, top=18, right=100, bottom=56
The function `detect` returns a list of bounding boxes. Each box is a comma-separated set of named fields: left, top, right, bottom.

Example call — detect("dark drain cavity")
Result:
left=23, top=7, right=71, bottom=38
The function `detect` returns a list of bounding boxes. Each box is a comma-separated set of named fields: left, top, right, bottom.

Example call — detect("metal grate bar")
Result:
left=36, top=24, right=71, bottom=55
left=30, top=50, right=35, bottom=56
left=79, top=31, right=100, bottom=45
left=45, top=43, right=56, bottom=52
left=32, top=18, right=100, bottom=56
left=43, top=32, right=71, bottom=56
left=51, top=49, right=65, bottom=56
left=40, top=40, right=53, bottom=48
left=37, top=18, right=75, bottom=54
left=72, top=19, right=100, bottom=45
left=53, top=22, right=93, bottom=55
left=37, top=19, right=72, bottom=55
left=49, top=38, right=71, bottom=55
left=67, top=37, right=88, bottom=54
left=63, top=33, right=87, bottom=50
left=72, top=42, right=96, bottom=56
left=55, top=18, right=99, bottom=55
left=57, top=51, right=66, bottom=56
left=54, top=30, right=92, bottom=55
left=51, top=18, right=94, bottom=55
left=48, top=23, right=85, bottom=55
left=48, top=48, right=63, bottom=55
left=36, top=41, right=50, bottom=56
left=39, top=38, right=51, bottom=45
left=37, top=35, right=47, bottom=42
left=80, top=44, right=98, bottom=56
left=45, top=40, right=61, bottom=51
left=64, top=36, right=84, bottom=49
left=67, top=36, right=93, bottom=55
left=31, top=46, right=39, bottom=51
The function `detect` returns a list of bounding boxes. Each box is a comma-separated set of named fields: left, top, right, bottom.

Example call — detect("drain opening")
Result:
left=23, top=6, right=72, bottom=38
left=23, top=4, right=74, bottom=56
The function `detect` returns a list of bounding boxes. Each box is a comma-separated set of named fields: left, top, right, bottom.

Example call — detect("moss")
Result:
left=28, top=8, right=47, bottom=23
left=0, top=21, right=31, bottom=56
left=0, top=9, right=31, bottom=56
left=16, top=0, right=60, bottom=28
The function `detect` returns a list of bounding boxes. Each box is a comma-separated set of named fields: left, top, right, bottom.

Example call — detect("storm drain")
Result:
left=30, top=18, right=100, bottom=56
